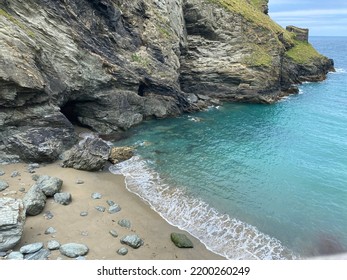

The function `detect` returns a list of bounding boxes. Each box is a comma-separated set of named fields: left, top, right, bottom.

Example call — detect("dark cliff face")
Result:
left=0, top=0, right=334, bottom=163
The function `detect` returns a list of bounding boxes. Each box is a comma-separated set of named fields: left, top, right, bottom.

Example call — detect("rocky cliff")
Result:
left=0, top=0, right=334, bottom=163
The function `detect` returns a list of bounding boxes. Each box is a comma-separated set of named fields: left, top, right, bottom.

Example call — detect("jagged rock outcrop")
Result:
left=0, top=0, right=334, bottom=163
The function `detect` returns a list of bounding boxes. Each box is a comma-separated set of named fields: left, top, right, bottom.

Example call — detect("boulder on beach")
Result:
left=54, top=192, right=72, bottom=205
left=170, top=233, right=194, bottom=248
left=60, top=243, right=89, bottom=258
left=120, top=235, right=144, bottom=249
left=109, top=146, right=134, bottom=164
left=0, top=198, right=26, bottom=251
left=36, top=175, right=63, bottom=197
left=23, top=185, right=46, bottom=216
left=62, top=137, right=111, bottom=171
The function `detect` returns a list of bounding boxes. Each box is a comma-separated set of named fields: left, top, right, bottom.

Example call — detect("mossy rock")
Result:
left=170, top=233, right=194, bottom=248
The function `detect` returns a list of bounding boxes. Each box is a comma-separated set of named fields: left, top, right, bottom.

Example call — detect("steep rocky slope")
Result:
left=0, top=0, right=334, bottom=163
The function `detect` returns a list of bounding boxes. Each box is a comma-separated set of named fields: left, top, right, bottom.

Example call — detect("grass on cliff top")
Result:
left=285, top=41, right=324, bottom=64
left=207, top=0, right=294, bottom=45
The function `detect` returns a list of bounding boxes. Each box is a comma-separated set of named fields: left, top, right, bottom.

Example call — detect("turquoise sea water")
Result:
left=110, top=37, right=347, bottom=259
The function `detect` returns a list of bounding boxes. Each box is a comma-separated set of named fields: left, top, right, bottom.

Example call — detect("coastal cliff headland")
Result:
left=0, top=0, right=334, bottom=163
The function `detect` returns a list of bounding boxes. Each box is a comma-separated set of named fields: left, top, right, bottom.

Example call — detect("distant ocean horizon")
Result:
left=109, top=36, right=347, bottom=259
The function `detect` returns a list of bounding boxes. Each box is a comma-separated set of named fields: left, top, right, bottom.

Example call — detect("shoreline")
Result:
left=0, top=161, right=224, bottom=260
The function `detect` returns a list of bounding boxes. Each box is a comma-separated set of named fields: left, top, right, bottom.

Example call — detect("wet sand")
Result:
left=0, top=162, right=224, bottom=260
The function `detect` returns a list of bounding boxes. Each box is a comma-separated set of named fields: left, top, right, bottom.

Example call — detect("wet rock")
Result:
left=0, top=198, right=26, bottom=251
left=109, top=146, right=134, bottom=164
left=47, top=240, right=60, bottom=250
left=23, top=185, right=46, bottom=216
left=20, top=242, right=44, bottom=254
left=7, top=251, right=24, bottom=260
left=59, top=243, right=89, bottom=258
left=36, top=175, right=63, bottom=197
left=0, top=180, right=9, bottom=192
left=54, top=192, right=72, bottom=205
left=24, top=248, right=51, bottom=260
left=62, top=137, right=111, bottom=171
left=95, top=206, right=106, bottom=213
left=170, top=233, right=194, bottom=248
left=117, top=247, right=128, bottom=256
left=91, top=192, right=102, bottom=199
left=45, top=227, right=57, bottom=235
left=120, top=235, right=144, bottom=249
left=109, top=230, right=118, bottom=238
left=108, top=204, right=121, bottom=214
left=118, top=219, right=131, bottom=228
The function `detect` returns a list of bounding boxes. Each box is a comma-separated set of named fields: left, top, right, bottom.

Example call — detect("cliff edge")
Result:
left=0, top=0, right=334, bottom=163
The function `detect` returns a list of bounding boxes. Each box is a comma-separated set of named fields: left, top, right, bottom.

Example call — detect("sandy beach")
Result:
left=0, top=161, right=224, bottom=260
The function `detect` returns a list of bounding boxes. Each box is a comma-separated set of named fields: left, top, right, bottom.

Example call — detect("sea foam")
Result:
left=109, top=156, right=298, bottom=260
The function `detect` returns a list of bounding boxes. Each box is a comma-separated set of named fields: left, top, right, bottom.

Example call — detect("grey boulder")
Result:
left=170, top=233, right=194, bottom=248
left=60, top=243, right=89, bottom=258
left=120, top=235, right=144, bottom=249
left=62, top=137, right=111, bottom=171
left=0, top=198, right=26, bottom=251
left=20, top=242, right=43, bottom=254
left=23, top=185, right=46, bottom=216
left=54, top=192, right=72, bottom=205
left=36, top=175, right=63, bottom=197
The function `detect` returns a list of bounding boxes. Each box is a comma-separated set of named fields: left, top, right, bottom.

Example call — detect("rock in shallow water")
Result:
left=170, top=233, right=194, bottom=248
left=120, top=235, right=144, bottom=249
left=59, top=243, right=89, bottom=258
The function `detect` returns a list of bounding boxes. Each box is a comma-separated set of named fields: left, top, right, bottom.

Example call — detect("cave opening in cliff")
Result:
left=60, top=101, right=81, bottom=125
left=138, top=82, right=147, bottom=97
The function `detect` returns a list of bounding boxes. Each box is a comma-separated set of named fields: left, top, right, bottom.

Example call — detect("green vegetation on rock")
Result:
left=0, top=8, right=35, bottom=38
left=285, top=41, right=323, bottom=64
left=243, top=44, right=272, bottom=67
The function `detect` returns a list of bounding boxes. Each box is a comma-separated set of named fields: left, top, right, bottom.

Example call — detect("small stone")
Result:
left=106, top=200, right=115, bottom=206
left=0, top=180, right=9, bottom=191
left=118, top=219, right=131, bottom=228
left=19, top=187, right=26, bottom=193
left=43, top=211, right=54, bottom=220
left=7, top=251, right=24, bottom=260
left=95, top=206, right=106, bottom=212
left=76, top=179, right=84, bottom=184
left=108, top=204, right=121, bottom=214
left=20, top=242, right=44, bottom=254
left=120, top=235, right=144, bottom=249
left=11, top=171, right=20, bottom=177
left=91, top=192, right=102, bottom=199
left=54, top=192, right=72, bottom=205
left=45, top=227, right=57, bottom=235
left=28, top=163, right=40, bottom=169
left=0, top=170, right=5, bottom=176
left=32, top=174, right=40, bottom=181
left=81, top=231, right=88, bottom=236
left=109, top=230, right=118, bottom=238
left=24, top=248, right=51, bottom=260
left=80, top=211, right=88, bottom=217
left=60, top=243, right=89, bottom=258
left=117, top=247, right=128, bottom=256
left=170, top=233, right=194, bottom=248
left=47, top=240, right=60, bottom=250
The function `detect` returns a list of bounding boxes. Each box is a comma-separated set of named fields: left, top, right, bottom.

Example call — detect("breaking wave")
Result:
left=109, top=156, right=298, bottom=260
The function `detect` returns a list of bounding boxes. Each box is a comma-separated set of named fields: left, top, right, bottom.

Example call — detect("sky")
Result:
left=268, top=0, right=347, bottom=36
